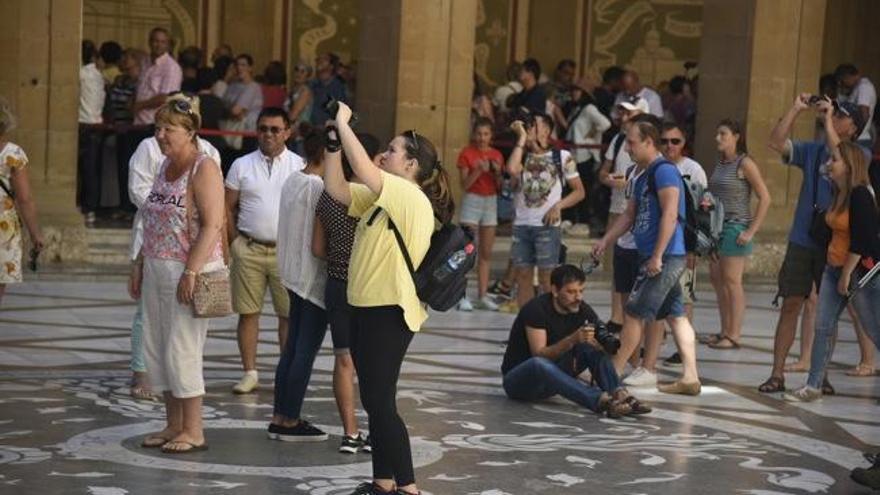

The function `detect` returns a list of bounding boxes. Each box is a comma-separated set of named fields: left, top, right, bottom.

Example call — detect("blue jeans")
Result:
left=625, top=255, right=686, bottom=321
left=273, top=290, right=328, bottom=419
left=808, top=265, right=880, bottom=388
left=130, top=298, right=146, bottom=373
left=502, top=343, right=622, bottom=412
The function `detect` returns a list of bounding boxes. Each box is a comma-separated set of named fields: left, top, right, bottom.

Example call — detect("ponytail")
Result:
left=403, top=130, right=455, bottom=224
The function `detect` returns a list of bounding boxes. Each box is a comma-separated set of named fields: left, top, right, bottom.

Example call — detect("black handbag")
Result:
left=808, top=158, right=831, bottom=248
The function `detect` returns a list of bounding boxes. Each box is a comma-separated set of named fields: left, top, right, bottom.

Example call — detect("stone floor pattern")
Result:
left=1, top=281, right=879, bottom=494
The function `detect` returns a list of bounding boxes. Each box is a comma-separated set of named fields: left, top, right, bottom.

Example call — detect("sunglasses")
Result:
left=660, top=138, right=683, bottom=146
left=408, top=130, right=420, bottom=152
left=258, top=125, right=287, bottom=134
left=170, top=97, right=195, bottom=116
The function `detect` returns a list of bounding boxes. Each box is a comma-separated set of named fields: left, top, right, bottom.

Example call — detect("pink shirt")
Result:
left=141, top=155, right=223, bottom=263
left=135, top=53, right=183, bottom=125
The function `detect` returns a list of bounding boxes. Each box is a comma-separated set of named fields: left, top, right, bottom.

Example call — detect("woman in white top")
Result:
left=565, top=77, right=611, bottom=226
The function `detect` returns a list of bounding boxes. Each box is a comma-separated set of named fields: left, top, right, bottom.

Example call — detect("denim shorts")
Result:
left=459, top=193, right=498, bottom=226
left=511, top=225, right=561, bottom=269
left=625, top=255, right=686, bottom=321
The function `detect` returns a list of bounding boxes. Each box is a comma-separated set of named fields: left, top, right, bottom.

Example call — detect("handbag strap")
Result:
left=184, top=154, right=230, bottom=267
left=811, top=150, right=822, bottom=209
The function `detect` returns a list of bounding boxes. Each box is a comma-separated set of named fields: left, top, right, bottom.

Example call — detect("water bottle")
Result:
left=433, top=244, right=474, bottom=281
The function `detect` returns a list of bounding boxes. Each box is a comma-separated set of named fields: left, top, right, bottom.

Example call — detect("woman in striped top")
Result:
left=706, top=119, right=771, bottom=349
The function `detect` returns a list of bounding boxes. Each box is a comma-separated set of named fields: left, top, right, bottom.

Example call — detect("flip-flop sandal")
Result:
left=130, top=386, right=157, bottom=401
left=161, top=441, right=209, bottom=454
left=846, top=364, right=876, bottom=377
left=758, top=376, right=785, bottom=393
left=698, top=333, right=724, bottom=345
left=708, top=335, right=741, bottom=349
left=141, top=435, right=171, bottom=448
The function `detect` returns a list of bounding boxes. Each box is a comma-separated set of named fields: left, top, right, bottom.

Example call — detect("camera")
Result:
left=28, top=248, right=39, bottom=272
left=322, top=96, right=358, bottom=125
left=590, top=320, right=620, bottom=355
left=511, top=107, right=536, bottom=128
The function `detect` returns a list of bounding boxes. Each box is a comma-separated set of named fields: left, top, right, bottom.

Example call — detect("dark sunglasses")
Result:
left=660, top=138, right=683, bottom=146
left=408, top=130, right=420, bottom=152
left=169, top=97, right=196, bottom=117
left=258, top=125, right=287, bottom=134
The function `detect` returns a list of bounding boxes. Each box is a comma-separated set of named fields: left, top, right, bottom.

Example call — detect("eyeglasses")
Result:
left=660, top=138, right=683, bottom=146
left=258, top=125, right=287, bottom=134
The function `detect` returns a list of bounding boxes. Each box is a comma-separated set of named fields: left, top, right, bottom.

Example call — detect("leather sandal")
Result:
left=707, top=335, right=740, bottom=349
left=758, top=376, right=785, bottom=393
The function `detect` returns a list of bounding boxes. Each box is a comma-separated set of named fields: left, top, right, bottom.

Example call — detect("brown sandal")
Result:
left=758, top=376, right=785, bottom=393
left=698, top=333, right=724, bottom=345
left=708, top=335, right=740, bottom=349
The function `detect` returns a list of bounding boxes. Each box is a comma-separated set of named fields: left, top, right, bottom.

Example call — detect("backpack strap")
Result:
left=645, top=160, right=686, bottom=225
left=0, top=178, right=13, bottom=201
left=552, top=148, right=564, bottom=187
left=611, top=133, right=626, bottom=163
left=368, top=206, right=416, bottom=276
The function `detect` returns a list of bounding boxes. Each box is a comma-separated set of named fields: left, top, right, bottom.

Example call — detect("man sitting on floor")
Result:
left=501, top=264, right=651, bottom=417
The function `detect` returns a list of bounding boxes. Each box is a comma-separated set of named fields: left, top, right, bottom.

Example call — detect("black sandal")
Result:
left=707, top=335, right=741, bottom=349
left=758, top=376, right=785, bottom=393
left=624, top=396, right=652, bottom=415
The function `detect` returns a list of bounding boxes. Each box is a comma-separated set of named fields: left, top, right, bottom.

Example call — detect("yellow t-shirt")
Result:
left=347, top=171, right=434, bottom=331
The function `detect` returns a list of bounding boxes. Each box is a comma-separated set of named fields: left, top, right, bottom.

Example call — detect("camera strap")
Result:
left=0, top=178, right=13, bottom=200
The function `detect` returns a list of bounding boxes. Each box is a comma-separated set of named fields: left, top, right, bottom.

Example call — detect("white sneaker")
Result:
left=457, top=298, right=473, bottom=312
left=232, top=372, right=259, bottom=394
left=783, top=385, right=822, bottom=403
left=473, top=296, right=499, bottom=311
left=623, top=367, right=657, bottom=387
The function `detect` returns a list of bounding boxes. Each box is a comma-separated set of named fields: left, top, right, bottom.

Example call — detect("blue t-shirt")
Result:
left=787, top=141, right=834, bottom=249
left=632, top=158, right=686, bottom=257
left=309, top=77, right=349, bottom=126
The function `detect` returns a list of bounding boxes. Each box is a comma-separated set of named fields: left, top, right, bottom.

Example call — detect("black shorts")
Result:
left=777, top=242, right=826, bottom=298
left=613, top=245, right=640, bottom=294
left=324, top=277, right=352, bottom=353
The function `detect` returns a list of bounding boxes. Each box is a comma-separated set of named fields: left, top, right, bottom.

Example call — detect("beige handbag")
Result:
left=185, top=157, right=233, bottom=318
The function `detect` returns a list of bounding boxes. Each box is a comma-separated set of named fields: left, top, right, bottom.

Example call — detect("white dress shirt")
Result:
left=128, top=137, right=221, bottom=260
left=79, top=63, right=106, bottom=124
left=225, top=148, right=305, bottom=242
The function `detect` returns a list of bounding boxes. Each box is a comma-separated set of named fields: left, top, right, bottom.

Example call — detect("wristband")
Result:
left=183, top=269, right=197, bottom=277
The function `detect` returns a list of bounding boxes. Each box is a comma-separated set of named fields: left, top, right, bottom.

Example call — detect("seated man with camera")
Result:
left=501, top=264, right=651, bottom=418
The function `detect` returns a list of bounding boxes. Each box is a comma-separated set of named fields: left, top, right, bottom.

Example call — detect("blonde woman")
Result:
left=129, top=95, right=225, bottom=453
left=0, top=99, right=43, bottom=305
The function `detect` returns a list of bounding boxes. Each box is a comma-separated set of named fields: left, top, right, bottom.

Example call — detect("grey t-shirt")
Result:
left=223, top=81, right=263, bottom=130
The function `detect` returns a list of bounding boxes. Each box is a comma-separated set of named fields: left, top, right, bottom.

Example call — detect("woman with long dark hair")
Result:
left=324, top=102, right=453, bottom=495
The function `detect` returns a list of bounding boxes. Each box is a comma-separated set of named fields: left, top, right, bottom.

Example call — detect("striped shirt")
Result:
left=709, top=154, right=752, bottom=223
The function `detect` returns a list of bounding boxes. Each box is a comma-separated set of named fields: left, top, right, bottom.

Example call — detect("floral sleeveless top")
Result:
left=0, top=143, right=26, bottom=283
left=142, top=154, right=223, bottom=263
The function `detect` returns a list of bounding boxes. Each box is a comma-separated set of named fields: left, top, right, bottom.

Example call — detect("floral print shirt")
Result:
left=0, top=142, right=26, bottom=282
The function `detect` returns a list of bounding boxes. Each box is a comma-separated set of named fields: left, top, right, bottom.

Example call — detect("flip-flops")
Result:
left=161, top=440, right=209, bottom=454
left=141, top=435, right=170, bottom=448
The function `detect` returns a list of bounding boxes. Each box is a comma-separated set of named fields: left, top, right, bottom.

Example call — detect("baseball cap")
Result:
left=617, top=96, right=650, bottom=114
left=835, top=100, right=866, bottom=137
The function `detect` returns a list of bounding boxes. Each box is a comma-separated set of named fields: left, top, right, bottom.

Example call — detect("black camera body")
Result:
left=590, top=320, right=620, bottom=355
left=323, top=96, right=358, bottom=125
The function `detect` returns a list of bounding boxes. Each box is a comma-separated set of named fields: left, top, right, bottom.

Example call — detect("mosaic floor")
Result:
left=1, top=281, right=879, bottom=494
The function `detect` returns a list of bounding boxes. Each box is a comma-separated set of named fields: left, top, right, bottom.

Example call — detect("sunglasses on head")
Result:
left=258, top=124, right=287, bottom=134
left=660, top=138, right=683, bottom=145
left=170, top=98, right=195, bottom=116
left=408, top=130, right=420, bottom=152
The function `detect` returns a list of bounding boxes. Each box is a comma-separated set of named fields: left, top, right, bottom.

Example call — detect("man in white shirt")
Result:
left=127, top=132, right=221, bottom=400
left=613, top=71, right=663, bottom=119
left=79, top=41, right=105, bottom=125
left=225, top=108, right=305, bottom=394
left=836, top=63, right=877, bottom=145
left=78, top=40, right=107, bottom=227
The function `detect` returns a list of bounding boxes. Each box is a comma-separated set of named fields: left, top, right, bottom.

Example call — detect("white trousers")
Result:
left=142, top=258, right=223, bottom=398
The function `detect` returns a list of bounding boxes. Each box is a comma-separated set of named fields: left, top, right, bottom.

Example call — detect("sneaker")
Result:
left=361, top=434, right=372, bottom=453
left=472, top=296, right=499, bottom=311
left=267, top=423, right=281, bottom=440
left=657, top=380, right=702, bottom=396
left=663, top=352, right=682, bottom=367
left=497, top=300, right=519, bottom=314
left=275, top=420, right=329, bottom=442
left=350, top=482, right=387, bottom=494
left=457, top=298, right=473, bottom=312
left=84, top=211, right=96, bottom=227
left=488, top=280, right=512, bottom=298
left=783, top=385, right=822, bottom=403
left=623, top=367, right=657, bottom=387
left=232, top=372, right=259, bottom=394
left=821, top=377, right=835, bottom=396
left=852, top=464, right=880, bottom=489
left=339, top=432, right=368, bottom=454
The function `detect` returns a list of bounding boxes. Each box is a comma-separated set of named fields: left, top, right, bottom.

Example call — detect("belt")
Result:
left=239, top=232, right=276, bottom=248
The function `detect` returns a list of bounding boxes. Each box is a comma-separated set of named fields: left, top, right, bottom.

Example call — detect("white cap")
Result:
left=617, top=96, right=650, bottom=115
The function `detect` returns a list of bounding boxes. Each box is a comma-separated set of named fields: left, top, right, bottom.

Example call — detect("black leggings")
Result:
left=351, top=305, right=415, bottom=486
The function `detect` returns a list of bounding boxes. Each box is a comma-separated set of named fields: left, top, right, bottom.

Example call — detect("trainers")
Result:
left=623, top=367, right=657, bottom=387
left=267, top=423, right=281, bottom=440
left=783, top=385, right=822, bottom=403
left=497, top=300, right=519, bottom=314
left=275, top=420, right=329, bottom=442
left=457, top=298, right=473, bottom=312
left=488, top=280, right=512, bottom=298
left=657, top=380, right=701, bottom=396
left=852, top=464, right=880, bottom=489
left=361, top=434, right=372, bottom=453
left=350, top=482, right=388, bottom=494
left=663, top=352, right=682, bottom=367
left=472, top=295, right=499, bottom=311
left=339, top=432, right=368, bottom=454
left=232, top=372, right=259, bottom=394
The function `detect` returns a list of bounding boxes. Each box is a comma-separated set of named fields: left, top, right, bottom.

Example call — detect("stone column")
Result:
left=0, top=0, right=85, bottom=262
left=357, top=0, right=477, bottom=202
left=695, top=0, right=827, bottom=237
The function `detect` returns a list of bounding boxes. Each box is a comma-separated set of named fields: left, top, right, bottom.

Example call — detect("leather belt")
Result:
left=240, top=232, right=276, bottom=248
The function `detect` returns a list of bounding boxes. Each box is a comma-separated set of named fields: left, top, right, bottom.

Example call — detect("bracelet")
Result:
left=183, top=269, right=197, bottom=277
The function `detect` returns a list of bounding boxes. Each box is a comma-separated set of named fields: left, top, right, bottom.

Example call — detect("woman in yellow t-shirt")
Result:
left=324, top=102, right=453, bottom=495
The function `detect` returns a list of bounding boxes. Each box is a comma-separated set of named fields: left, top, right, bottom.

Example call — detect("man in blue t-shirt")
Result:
left=309, top=53, right=349, bottom=127
left=758, top=94, right=866, bottom=394
left=593, top=117, right=701, bottom=396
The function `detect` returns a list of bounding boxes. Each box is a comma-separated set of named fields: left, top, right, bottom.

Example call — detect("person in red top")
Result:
left=457, top=117, right=504, bottom=311
left=261, top=61, right=288, bottom=109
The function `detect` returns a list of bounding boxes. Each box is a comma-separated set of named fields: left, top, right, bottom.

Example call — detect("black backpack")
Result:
left=646, top=160, right=721, bottom=256
left=367, top=207, right=476, bottom=312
